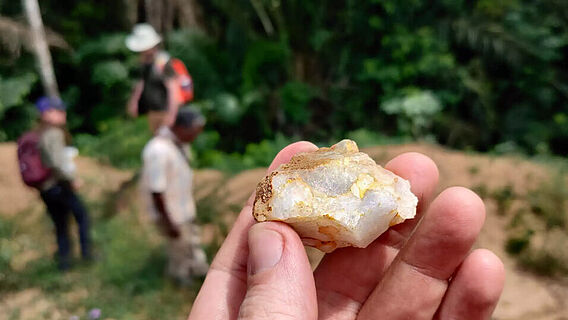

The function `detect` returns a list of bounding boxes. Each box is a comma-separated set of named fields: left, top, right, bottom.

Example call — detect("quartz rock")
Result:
left=253, top=139, right=418, bottom=252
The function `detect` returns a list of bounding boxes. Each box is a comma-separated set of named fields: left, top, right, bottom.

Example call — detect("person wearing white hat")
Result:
left=125, top=23, right=181, bottom=133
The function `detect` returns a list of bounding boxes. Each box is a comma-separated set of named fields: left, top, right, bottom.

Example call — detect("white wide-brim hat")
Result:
left=125, top=23, right=162, bottom=52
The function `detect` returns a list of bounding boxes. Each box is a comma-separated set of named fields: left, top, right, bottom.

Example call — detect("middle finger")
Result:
left=357, top=187, right=486, bottom=320
left=314, top=152, right=439, bottom=320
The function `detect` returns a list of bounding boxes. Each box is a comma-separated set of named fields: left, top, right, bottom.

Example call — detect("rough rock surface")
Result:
left=253, top=139, right=418, bottom=252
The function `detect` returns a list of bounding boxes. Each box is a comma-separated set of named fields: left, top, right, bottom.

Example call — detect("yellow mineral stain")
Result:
left=389, top=212, right=404, bottom=226
left=350, top=183, right=361, bottom=198
left=350, top=173, right=377, bottom=198
left=343, top=140, right=359, bottom=152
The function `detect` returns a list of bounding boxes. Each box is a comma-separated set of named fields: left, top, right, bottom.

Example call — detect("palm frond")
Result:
left=0, top=16, right=70, bottom=58
left=450, top=17, right=556, bottom=65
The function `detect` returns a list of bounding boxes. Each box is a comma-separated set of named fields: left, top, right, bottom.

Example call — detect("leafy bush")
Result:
left=242, top=41, right=290, bottom=91
left=0, top=73, right=37, bottom=113
left=91, top=60, right=129, bottom=88
left=345, top=128, right=409, bottom=148
left=380, top=90, right=442, bottom=138
left=280, top=81, right=318, bottom=125
left=74, top=115, right=295, bottom=174
left=3, top=0, right=568, bottom=159
left=75, top=117, right=151, bottom=169
left=505, top=229, right=533, bottom=255
left=167, top=29, right=226, bottom=99
left=0, top=73, right=38, bottom=141
left=196, top=133, right=295, bottom=173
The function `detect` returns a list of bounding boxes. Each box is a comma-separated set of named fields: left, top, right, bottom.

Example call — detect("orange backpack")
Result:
left=155, top=52, right=194, bottom=104
left=169, top=58, right=194, bottom=104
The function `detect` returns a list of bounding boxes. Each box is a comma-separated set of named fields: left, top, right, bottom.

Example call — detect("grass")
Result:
left=468, top=165, right=480, bottom=176
left=492, top=185, right=516, bottom=216
left=518, top=250, right=568, bottom=276
left=527, top=172, right=568, bottom=229
left=474, top=165, right=568, bottom=277
left=504, top=169, right=568, bottom=276
left=194, top=178, right=237, bottom=261
left=0, top=198, right=204, bottom=319
left=0, top=167, right=235, bottom=319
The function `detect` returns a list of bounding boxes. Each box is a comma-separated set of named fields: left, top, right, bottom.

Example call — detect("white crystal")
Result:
left=253, top=139, right=418, bottom=252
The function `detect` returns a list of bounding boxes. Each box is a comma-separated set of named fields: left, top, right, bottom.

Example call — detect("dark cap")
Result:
left=174, top=107, right=206, bottom=129
left=36, top=96, right=66, bottom=113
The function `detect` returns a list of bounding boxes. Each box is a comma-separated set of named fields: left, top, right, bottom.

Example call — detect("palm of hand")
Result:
left=189, top=142, right=504, bottom=320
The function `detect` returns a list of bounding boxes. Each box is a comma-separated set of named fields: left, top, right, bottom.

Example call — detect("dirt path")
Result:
left=0, top=143, right=132, bottom=217
left=1, top=142, right=567, bottom=319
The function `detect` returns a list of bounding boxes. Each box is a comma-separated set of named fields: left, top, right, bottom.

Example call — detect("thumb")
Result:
left=238, top=222, right=317, bottom=320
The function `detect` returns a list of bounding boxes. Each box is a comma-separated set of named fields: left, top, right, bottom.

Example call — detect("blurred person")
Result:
left=141, top=107, right=208, bottom=284
left=125, top=23, right=194, bottom=133
left=188, top=142, right=505, bottom=319
left=17, top=97, right=92, bottom=271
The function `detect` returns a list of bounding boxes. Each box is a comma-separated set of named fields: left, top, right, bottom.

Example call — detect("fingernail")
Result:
left=248, top=225, right=283, bottom=275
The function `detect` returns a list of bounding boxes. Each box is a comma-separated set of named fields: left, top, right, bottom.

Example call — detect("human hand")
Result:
left=166, top=223, right=181, bottom=239
left=188, top=142, right=505, bottom=320
left=158, top=220, right=180, bottom=239
left=127, top=105, right=138, bottom=118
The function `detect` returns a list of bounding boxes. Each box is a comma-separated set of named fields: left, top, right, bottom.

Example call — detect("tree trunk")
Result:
left=176, top=0, right=204, bottom=30
left=250, top=0, right=274, bottom=35
left=136, top=0, right=205, bottom=36
left=22, top=0, right=59, bottom=98
left=163, top=0, right=175, bottom=35
left=124, top=0, right=139, bottom=27
left=145, top=0, right=164, bottom=33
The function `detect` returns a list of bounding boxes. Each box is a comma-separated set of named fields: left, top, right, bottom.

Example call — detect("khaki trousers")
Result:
left=165, top=222, right=209, bottom=283
left=148, top=111, right=168, bottom=133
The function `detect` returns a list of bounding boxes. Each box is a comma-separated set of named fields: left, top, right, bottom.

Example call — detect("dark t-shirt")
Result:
left=138, top=59, right=175, bottom=113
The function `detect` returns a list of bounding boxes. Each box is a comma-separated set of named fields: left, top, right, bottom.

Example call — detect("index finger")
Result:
left=188, top=141, right=318, bottom=320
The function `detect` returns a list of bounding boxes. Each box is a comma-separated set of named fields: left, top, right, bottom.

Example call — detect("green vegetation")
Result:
left=75, top=118, right=405, bottom=172
left=2, top=0, right=568, bottom=159
left=477, top=169, right=568, bottom=277
left=73, top=116, right=298, bottom=171
left=492, top=185, right=516, bottom=216
left=527, top=173, right=568, bottom=229
left=513, top=171, right=568, bottom=276
left=1, top=0, right=568, bottom=316
left=75, top=117, right=151, bottom=169
left=0, top=200, right=210, bottom=319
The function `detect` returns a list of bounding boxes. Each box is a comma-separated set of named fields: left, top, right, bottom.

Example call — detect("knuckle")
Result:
left=238, top=286, right=305, bottom=320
